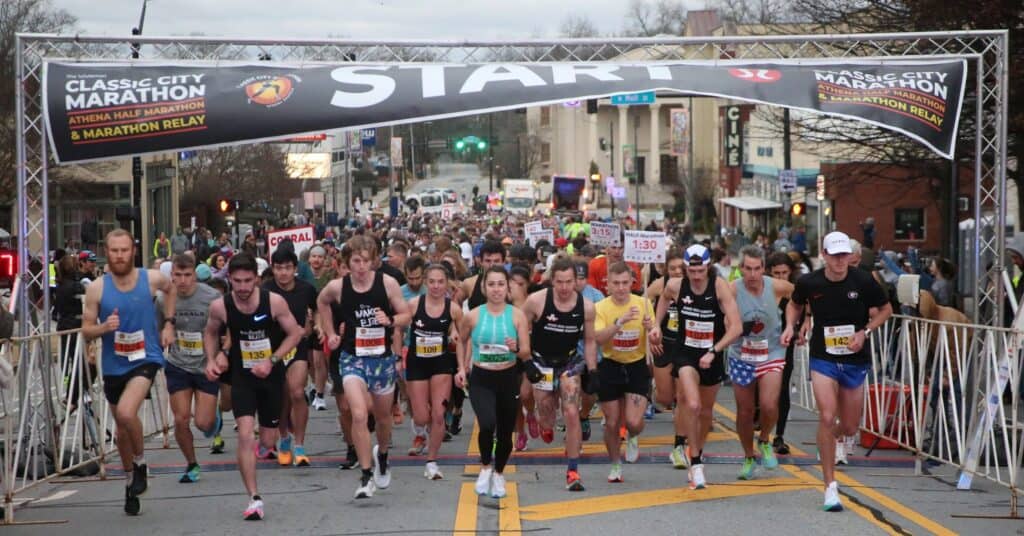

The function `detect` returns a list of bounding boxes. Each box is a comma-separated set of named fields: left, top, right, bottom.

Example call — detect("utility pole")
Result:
left=687, top=97, right=695, bottom=226
left=634, top=109, right=640, bottom=228
left=783, top=107, right=792, bottom=227
left=488, top=114, right=495, bottom=191
left=344, top=131, right=351, bottom=220
left=610, top=119, right=616, bottom=220
left=130, top=0, right=148, bottom=267
left=409, top=123, right=416, bottom=189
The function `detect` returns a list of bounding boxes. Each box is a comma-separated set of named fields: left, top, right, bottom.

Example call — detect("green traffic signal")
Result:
left=455, top=139, right=466, bottom=150
left=477, top=140, right=487, bottom=150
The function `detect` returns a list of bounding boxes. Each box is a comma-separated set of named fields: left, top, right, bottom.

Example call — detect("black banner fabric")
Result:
left=43, top=59, right=966, bottom=163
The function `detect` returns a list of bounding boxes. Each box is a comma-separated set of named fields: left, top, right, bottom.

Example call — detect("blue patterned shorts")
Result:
left=339, top=351, right=397, bottom=396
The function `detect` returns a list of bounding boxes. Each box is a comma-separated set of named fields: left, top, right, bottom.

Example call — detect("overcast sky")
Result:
left=51, top=0, right=706, bottom=40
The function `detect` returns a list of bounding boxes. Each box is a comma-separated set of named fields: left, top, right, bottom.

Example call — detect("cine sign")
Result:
left=724, top=106, right=742, bottom=168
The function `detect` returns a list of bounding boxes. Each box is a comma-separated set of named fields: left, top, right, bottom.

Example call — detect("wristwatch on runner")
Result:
left=269, top=354, right=281, bottom=365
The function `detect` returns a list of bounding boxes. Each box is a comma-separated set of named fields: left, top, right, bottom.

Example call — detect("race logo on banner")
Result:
left=43, top=60, right=966, bottom=163
left=623, top=230, right=666, bottom=264
left=267, top=226, right=315, bottom=256
left=590, top=221, right=621, bottom=247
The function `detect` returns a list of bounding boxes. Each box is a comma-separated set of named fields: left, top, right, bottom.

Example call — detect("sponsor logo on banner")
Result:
left=267, top=225, right=315, bottom=256
left=241, top=75, right=299, bottom=107
left=729, top=68, right=782, bottom=83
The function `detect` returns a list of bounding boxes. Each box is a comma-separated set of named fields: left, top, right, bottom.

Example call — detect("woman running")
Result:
left=456, top=266, right=531, bottom=499
left=406, top=264, right=463, bottom=480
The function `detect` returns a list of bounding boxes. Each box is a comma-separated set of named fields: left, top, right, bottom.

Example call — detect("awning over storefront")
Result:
left=719, top=196, right=782, bottom=211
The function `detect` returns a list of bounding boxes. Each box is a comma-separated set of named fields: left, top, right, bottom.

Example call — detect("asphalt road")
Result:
left=4, top=385, right=1019, bottom=535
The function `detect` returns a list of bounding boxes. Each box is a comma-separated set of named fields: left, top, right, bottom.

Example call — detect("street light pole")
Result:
left=488, top=114, right=495, bottom=191
left=130, top=0, right=148, bottom=266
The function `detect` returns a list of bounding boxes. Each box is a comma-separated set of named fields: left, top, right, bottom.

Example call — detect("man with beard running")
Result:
left=263, top=248, right=319, bottom=467
left=82, top=229, right=176, bottom=515
left=319, top=235, right=412, bottom=499
left=203, top=253, right=304, bottom=520
left=521, top=258, right=599, bottom=491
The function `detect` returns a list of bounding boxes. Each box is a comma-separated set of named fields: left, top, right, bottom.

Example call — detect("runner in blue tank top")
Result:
left=82, top=229, right=176, bottom=517
left=727, top=246, right=794, bottom=480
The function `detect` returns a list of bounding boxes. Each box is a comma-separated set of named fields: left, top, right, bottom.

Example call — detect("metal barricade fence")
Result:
left=790, top=314, right=1024, bottom=515
left=2, top=328, right=171, bottom=524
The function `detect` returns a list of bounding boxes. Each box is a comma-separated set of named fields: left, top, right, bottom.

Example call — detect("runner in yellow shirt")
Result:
left=594, top=262, right=660, bottom=483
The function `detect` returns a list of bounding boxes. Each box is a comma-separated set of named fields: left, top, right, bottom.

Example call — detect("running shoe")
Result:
left=424, top=461, right=444, bottom=480
left=339, top=444, right=358, bottom=470
left=737, top=457, right=756, bottom=480
left=475, top=467, right=494, bottom=495
left=129, top=463, right=148, bottom=496
left=293, top=446, right=310, bottom=467
left=607, top=462, right=623, bottom=483
left=372, top=445, right=391, bottom=489
left=256, top=445, right=277, bottom=461
left=491, top=473, right=507, bottom=498
left=243, top=498, right=264, bottom=521
left=823, top=481, right=843, bottom=512
left=689, top=464, right=706, bottom=490
left=669, top=445, right=689, bottom=469
left=566, top=469, right=584, bottom=491
left=772, top=435, right=790, bottom=455
left=179, top=463, right=201, bottom=483
left=541, top=428, right=554, bottom=444
left=124, top=487, right=140, bottom=516
left=449, top=412, right=463, bottom=435
left=355, top=473, right=376, bottom=499
left=277, top=449, right=293, bottom=466
left=759, top=441, right=779, bottom=469
left=644, top=403, right=655, bottom=420
left=515, top=433, right=528, bottom=452
left=408, top=435, right=427, bottom=456
left=625, top=434, right=640, bottom=463
left=581, top=418, right=592, bottom=441
left=835, top=439, right=848, bottom=465
left=312, top=394, right=327, bottom=411
left=203, top=411, right=222, bottom=439
left=443, top=430, right=453, bottom=442
left=211, top=435, right=225, bottom=454
left=527, top=412, right=540, bottom=438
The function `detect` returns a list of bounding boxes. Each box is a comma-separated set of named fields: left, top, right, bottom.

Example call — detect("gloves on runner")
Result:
left=582, top=368, right=600, bottom=395
left=522, top=359, right=544, bottom=384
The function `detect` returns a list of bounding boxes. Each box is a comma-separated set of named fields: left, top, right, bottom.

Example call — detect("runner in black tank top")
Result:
left=521, top=259, right=599, bottom=492
left=656, top=244, right=741, bottom=491
left=203, top=253, right=305, bottom=521
left=317, top=236, right=411, bottom=500
left=405, top=264, right=464, bottom=479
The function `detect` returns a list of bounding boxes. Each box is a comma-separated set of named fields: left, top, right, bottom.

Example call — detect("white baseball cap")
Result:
left=684, top=244, right=711, bottom=265
left=822, top=231, right=853, bottom=255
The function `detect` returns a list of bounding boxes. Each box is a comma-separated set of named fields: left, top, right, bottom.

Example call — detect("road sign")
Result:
left=590, top=222, right=621, bottom=247
left=623, top=230, right=667, bottom=263
left=779, top=169, right=798, bottom=194
left=361, top=128, right=376, bottom=146
left=612, top=186, right=627, bottom=199
left=816, top=174, right=826, bottom=201
left=611, top=91, right=656, bottom=106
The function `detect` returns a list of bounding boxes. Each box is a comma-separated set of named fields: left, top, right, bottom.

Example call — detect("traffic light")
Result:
left=791, top=202, right=806, bottom=217
left=218, top=198, right=233, bottom=213
left=455, top=139, right=466, bottom=150
left=476, top=140, right=487, bottom=150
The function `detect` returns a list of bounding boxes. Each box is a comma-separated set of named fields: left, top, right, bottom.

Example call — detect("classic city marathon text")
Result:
left=63, top=74, right=207, bottom=110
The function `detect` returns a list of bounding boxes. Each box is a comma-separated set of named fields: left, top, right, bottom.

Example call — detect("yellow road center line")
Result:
left=452, top=482, right=478, bottom=536
left=519, top=478, right=813, bottom=522
left=713, top=403, right=956, bottom=536
left=499, top=482, right=522, bottom=534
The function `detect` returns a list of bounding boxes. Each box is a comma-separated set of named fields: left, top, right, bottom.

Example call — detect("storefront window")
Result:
left=894, top=208, right=925, bottom=241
